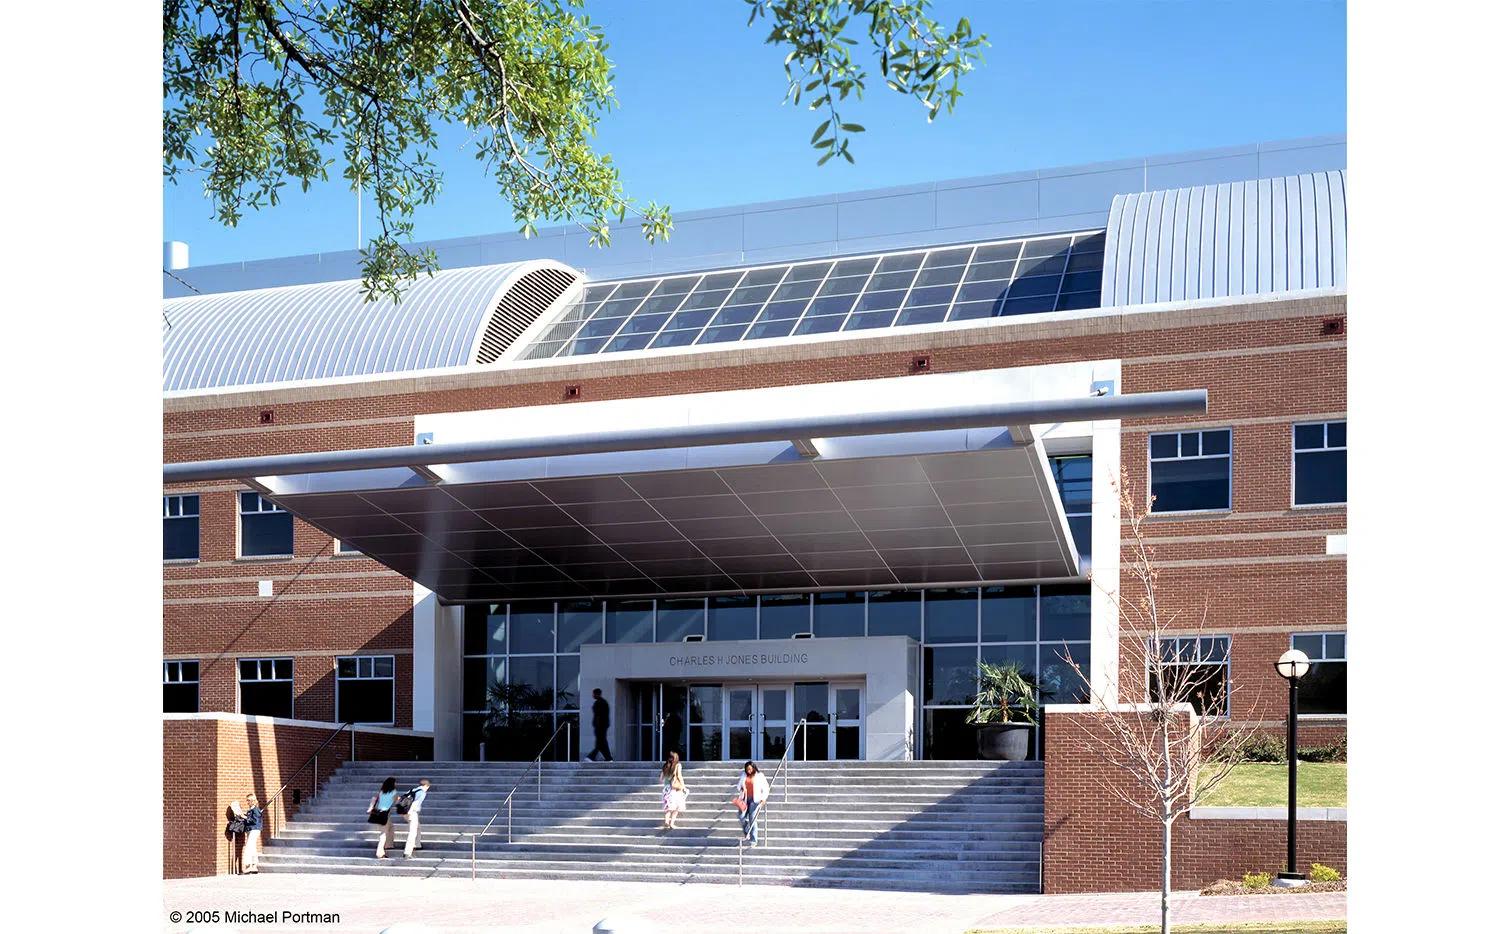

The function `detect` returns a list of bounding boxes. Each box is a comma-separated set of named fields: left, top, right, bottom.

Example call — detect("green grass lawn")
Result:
left=1198, top=762, right=1347, bottom=808
left=979, top=918, right=1348, bottom=924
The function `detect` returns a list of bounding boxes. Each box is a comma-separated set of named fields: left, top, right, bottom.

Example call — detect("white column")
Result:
left=1088, top=361, right=1124, bottom=705
left=413, top=584, right=464, bottom=760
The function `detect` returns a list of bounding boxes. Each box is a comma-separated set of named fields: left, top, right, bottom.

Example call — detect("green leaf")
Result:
left=839, top=123, right=864, bottom=133
left=811, top=121, right=829, bottom=144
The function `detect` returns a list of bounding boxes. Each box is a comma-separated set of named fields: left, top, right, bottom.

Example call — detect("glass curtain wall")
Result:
left=462, top=584, right=1091, bottom=761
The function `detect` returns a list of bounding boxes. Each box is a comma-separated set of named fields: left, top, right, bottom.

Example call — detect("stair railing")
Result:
left=467, top=718, right=572, bottom=880
left=737, top=713, right=810, bottom=870
left=264, top=721, right=355, bottom=841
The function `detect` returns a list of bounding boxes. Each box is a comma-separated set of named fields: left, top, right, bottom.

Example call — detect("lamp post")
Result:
left=1273, top=648, right=1311, bottom=885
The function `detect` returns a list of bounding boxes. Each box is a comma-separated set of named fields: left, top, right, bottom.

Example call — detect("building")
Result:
left=163, top=135, right=1347, bottom=881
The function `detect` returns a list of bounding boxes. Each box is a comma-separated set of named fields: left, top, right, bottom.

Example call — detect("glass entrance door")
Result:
left=832, top=682, right=864, bottom=760
left=687, top=684, right=723, bottom=760
left=794, top=682, right=830, bottom=760
left=759, top=686, right=791, bottom=758
left=725, top=684, right=757, bottom=760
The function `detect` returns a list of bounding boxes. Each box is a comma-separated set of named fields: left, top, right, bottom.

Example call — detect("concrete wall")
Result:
left=579, top=636, right=915, bottom=760
left=163, top=136, right=1346, bottom=297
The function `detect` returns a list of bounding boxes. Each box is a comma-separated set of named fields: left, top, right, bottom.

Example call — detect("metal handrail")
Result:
left=752, top=718, right=809, bottom=850
left=265, top=721, right=355, bottom=840
left=467, top=718, right=572, bottom=879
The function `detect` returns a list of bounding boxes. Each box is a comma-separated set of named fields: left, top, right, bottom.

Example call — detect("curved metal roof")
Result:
left=162, top=261, right=579, bottom=392
left=1102, top=170, right=1346, bottom=307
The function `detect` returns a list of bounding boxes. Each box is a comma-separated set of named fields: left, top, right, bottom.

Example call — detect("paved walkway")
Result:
left=162, top=874, right=1346, bottom=933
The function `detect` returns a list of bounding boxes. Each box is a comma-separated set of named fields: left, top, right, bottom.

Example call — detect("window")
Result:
left=1148, top=636, right=1231, bottom=717
left=1291, top=632, right=1347, bottom=715
left=1050, top=455, right=1092, bottom=563
left=1149, top=429, right=1232, bottom=512
left=239, top=492, right=293, bottom=557
left=1294, top=421, right=1346, bottom=506
left=163, top=495, right=200, bottom=561
left=239, top=657, right=294, bottom=718
left=334, top=538, right=362, bottom=556
left=336, top=656, right=395, bottom=724
left=163, top=660, right=199, bottom=712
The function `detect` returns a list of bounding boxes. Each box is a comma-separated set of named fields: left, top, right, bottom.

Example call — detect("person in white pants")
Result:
left=404, top=779, right=430, bottom=858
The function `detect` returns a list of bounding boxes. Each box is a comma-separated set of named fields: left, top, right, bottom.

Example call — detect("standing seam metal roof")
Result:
left=161, top=261, right=578, bottom=392
left=1101, top=170, right=1346, bottom=306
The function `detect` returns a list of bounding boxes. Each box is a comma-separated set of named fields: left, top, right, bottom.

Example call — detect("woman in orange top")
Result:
left=731, top=760, right=770, bottom=845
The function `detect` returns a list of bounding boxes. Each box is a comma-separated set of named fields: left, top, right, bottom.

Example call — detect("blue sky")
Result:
left=163, top=0, right=1345, bottom=267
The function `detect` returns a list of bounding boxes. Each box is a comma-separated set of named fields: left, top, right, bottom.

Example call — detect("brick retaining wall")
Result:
left=164, top=716, right=432, bottom=878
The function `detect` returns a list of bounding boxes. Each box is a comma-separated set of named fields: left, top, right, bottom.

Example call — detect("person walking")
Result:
left=230, top=793, right=262, bottom=873
left=402, top=778, right=430, bottom=858
left=367, top=776, right=399, bottom=859
left=732, top=760, right=770, bottom=846
left=586, top=688, right=613, bottom=761
left=659, top=752, right=687, bottom=830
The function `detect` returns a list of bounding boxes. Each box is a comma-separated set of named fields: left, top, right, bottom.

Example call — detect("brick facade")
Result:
left=163, top=289, right=1346, bottom=885
left=163, top=716, right=432, bottom=879
left=1042, top=708, right=1345, bottom=894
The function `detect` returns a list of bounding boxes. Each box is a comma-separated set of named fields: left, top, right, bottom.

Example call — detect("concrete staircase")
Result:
left=260, top=760, right=1043, bottom=893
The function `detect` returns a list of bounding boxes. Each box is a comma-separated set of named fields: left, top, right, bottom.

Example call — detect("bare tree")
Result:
left=1060, top=466, right=1265, bottom=934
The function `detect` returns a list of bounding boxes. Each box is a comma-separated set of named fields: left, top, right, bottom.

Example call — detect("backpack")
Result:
left=393, top=792, right=415, bottom=815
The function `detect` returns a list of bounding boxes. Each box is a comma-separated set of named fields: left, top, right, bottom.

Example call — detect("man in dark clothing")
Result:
left=587, top=688, right=613, bottom=761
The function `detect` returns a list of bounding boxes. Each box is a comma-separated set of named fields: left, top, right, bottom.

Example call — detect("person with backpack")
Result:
left=367, top=776, right=399, bottom=858
left=400, top=778, right=430, bottom=858
left=228, top=793, right=262, bottom=873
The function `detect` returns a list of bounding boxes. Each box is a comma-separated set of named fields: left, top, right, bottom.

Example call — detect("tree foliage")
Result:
left=164, top=1, right=987, bottom=302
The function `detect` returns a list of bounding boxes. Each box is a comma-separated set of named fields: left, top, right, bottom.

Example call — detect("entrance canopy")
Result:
left=165, top=375, right=1205, bottom=602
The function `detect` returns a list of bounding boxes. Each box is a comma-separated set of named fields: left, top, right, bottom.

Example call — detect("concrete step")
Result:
left=257, top=855, right=1039, bottom=893
left=268, top=757, right=1046, bottom=894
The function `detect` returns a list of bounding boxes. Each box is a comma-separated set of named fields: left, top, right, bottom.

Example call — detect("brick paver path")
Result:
left=163, top=874, right=1345, bottom=933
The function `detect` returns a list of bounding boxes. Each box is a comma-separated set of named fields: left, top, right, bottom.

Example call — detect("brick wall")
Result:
left=1042, top=707, right=1345, bottom=894
left=164, top=716, right=432, bottom=879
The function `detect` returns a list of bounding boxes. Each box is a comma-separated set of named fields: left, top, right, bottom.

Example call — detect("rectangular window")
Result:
left=238, top=491, right=294, bottom=558
left=1049, top=455, right=1092, bottom=563
left=334, top=538, right=362, bottom=556
left=163, top=660, right=199, bottom=713
left=238, top=657, right=294, bottom=718
left=1148, top=636, right=1231, bottom=717
left=1291, top=632, right=1347, bottom=715
left=336, top=655, right=395, bottom=724
left=1293, top=421, right=1346, bottom=506
left=163, top=495, right=200, bottom=561
left=1149, top=429, right=1232, bottom=512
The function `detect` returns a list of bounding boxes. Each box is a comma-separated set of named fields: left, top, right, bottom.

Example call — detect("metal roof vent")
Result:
left=473, top=266, right=581, bottom=365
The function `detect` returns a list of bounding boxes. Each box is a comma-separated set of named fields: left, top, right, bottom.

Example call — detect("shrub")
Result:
left=1242, top=871, right=1273, bottom=889
left=1300, top=739, right=1347, bottom=763
left=1309, top=863, right=1341, bottom=883
left=1229, top=733, right=1286, bottom=763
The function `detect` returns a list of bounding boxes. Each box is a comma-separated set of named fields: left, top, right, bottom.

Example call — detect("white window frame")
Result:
left=1290, top=631, right=1347, bottom=718
left=237, top=657, right=294, bottom=716
left=163, top=494, right=201, bottom=563
left=1148, top=635, right=1232, bottom=718
left=163, top=660, right=200, bottom=712
left=1148, top=429, right=1233, bottom=514
left=333, top=538, right=362, bottom=556
left=1292, top=420, right=1347, bottom=508
left=237, top=491, right=294, bottom=559
left=335, top=655, right=396, bottom=726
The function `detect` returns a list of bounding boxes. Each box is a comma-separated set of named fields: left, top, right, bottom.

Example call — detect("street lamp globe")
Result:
left=1275, top=648, right=1311, bottom=680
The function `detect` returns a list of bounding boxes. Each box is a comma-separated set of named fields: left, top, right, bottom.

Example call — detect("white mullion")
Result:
left=876, top=249, right=933, bottom=330
left=595, top=280, right=660, bottom=350
left=687, top=269, right=754, bottom=345
left=831, top=255, right=886, bottom=331
left=553, top=285, right=623, bottom=358
left=934, top=244, right=981, bottom=325
left=735, top=266, right=799, bottom=341
left=643, top=274, right=707, bottom=347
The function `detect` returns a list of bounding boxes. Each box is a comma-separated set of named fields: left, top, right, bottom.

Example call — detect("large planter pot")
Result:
left=976, top=723, right=1033, bottom=761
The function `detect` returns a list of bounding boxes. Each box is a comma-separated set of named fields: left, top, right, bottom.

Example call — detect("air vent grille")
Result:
left=474, top=267, right=580, bottom=364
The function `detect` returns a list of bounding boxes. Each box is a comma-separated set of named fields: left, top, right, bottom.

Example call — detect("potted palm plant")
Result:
left=967, top=660, right=1040, bottom=760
